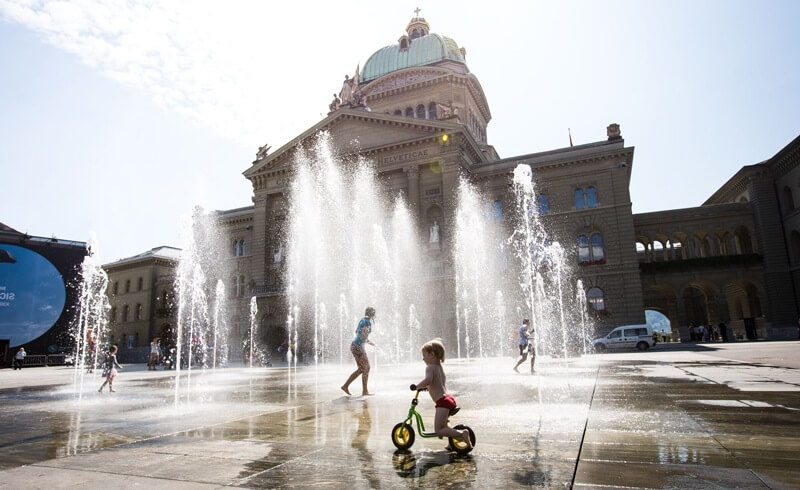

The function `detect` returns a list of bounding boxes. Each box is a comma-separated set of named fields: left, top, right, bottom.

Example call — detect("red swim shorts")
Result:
left=435, top=394, right=457, bottom=410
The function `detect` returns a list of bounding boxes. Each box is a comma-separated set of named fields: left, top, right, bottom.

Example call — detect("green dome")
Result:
left=362, top=33, right=467, bottom=83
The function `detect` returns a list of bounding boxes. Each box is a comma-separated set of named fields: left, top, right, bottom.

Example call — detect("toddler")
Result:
left=413, top=339, right=471, bottom=449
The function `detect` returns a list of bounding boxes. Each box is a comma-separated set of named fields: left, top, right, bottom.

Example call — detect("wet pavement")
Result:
left=0, top=342, right=798, bottom=488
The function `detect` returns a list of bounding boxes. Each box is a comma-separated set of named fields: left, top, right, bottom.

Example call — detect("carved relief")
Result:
left=366, top=69, right=447, bottom=94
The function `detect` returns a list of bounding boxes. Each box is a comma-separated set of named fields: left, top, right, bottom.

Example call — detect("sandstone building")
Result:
left=107, top=15, right=800, bottom=353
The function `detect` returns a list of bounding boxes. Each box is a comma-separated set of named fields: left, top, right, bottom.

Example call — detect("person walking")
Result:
left=13, top=347, right=26, bottom=370
left=513, top=319, right=532, bottom=373
left=341, top=306, right=378, bottom=396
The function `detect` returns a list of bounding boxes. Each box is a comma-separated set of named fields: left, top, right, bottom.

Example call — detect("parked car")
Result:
left=592, top=324, right=655, bottom=352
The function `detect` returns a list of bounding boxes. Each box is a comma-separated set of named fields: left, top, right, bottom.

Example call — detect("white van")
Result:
left=592, top=324, right=655, bottom=352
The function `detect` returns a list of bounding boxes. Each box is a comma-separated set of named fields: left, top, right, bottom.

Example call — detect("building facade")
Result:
left=123, top=15, right=800, bottom=350
left=103, top=246, right=180, bottom=361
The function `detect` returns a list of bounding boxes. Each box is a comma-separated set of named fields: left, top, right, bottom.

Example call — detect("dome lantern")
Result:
left=406, top=8, right=430, bottom=40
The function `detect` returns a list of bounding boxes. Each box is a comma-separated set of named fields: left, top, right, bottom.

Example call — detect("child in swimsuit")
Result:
left=413, top=339, right=471, bottom=449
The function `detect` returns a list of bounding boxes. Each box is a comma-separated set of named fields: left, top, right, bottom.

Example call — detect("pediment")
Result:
left=244, top=109, right=461, bottom=178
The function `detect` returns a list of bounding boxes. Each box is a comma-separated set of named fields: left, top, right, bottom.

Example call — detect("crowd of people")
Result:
left=687, top=322, right=730, bottom=342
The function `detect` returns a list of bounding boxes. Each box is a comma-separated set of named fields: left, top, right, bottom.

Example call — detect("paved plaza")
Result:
left=0, top=342, right=799, bottom=489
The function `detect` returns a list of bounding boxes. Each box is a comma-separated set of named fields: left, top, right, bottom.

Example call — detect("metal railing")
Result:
left=16, top=354, right=70, bottom=367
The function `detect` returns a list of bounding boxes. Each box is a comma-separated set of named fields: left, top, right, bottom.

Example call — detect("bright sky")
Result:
left=2, top=1, right=799, bottom=263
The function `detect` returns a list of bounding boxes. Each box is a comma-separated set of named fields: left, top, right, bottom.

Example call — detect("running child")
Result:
left=413, top=339, right=471, bottom=449
left=98, top=345, right=123, bottom=393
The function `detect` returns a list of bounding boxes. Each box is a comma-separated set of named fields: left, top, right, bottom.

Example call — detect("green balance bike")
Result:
left=391, top=384, right=476, bottom=456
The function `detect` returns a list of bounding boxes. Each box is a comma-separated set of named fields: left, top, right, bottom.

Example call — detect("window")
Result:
left=134, top=303, right=142, bottom=321
left=586, top=187, right=598, bottom=208
left=405, top=107, right=414, bottom=118
left=538, top=194, right=549, bottom=214
left=113, top=282, right=118, bottom=295
left=493, top=200, right=503, bottom=220
left=575, top=187, right=598, bottom=209
left=579, top=234, right=605, bottom=265
left=587, top=287, right=605, bottom=310
left=608, top=330, right=622, bottom=339
left=428, top=103, right=437, bottom=120
left=122, top=304, right=129, bottom=322
left=240, top=239, right=246, bottom=256
left=110, top=306, right=117, bottom=323
left=574, top=189, right=585, bottom=209
left=137, top=277, right=143, bottom=291
left=238, top=275, right=246, bottom=298
left=416, top=104, right=426, bottom=119
left=591, top=233, right=605, bottom=262
left=234, top=240, right=240, bottom=256
left=624, top=328, right=648, bottom=337
left=394, top=109, right=402, bottom=116
left=125, top=280, right=130, bottom=293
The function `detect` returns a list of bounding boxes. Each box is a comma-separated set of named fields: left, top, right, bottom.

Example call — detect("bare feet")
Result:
left=460, top=429, right=472, bottom=448
left=340, top=385, right=351, bottom=395
left=97, top=388, right=102, bottom=393
left=362, top=392, right=374, bottom=396
left=109, top=389, right=115, bottom=392
left=444, top=444, right=454, bottom=451
left=513, top=367, right=519, bottom=373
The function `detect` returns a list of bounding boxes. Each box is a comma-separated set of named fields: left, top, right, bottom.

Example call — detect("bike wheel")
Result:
left=391, top=422, right=415, bottom=450
left=449, top=424, right=476, bottom=456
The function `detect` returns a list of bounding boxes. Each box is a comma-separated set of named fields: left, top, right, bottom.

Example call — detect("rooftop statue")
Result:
left=256, top=144, right=271, bottom=161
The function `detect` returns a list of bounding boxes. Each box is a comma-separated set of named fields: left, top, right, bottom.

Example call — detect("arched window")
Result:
left=231, top=276, right=238, bottom=298
left=591, top=233, right=605, bottom=262
left=538, top=194, right=549, bottom=214
left=405, top=107, right=414, bottom=118
left=782, top=186, right=795, bottom=215
left=735, top=226, right=754, bottom=254
left=579, top=234, right=605, bottom=265
left=122, top=304, right=129, bottom=322
left=238, top=275, right=246, bottom=298
left=125, top=279, right=130, bottom=293
left=137, top=277, right=143, bottom=291
left=233, top=240, right=240, bottom=256
left=416, top=104, right=426, bottom=119
left=239, top=239, right=246, bottom=256
left=587, top=287, right=605, bottom=311
left=394, top=109, right=402, bottom=116
left=134, top=303, right=142, bottom=321
left=428, top=102, right=437, bottom=120
left=574, top=189, right=585, bottom=210
left=586, top=187, right=598, bottom=208
left=578, top=235, right=590, bottom=263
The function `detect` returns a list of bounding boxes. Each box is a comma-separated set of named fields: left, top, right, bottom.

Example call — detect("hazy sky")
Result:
left=2, top=1, right=799, bottom=263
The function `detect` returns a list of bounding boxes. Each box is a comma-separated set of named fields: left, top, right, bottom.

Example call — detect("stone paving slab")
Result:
left=0, top=342, right=799, bottom=488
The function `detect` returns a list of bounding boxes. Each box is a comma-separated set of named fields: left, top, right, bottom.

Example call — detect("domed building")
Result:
left=200, top=14, right=800, bottom=356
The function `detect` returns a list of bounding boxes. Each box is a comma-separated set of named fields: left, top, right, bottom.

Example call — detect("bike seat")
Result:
left=449, top=406, right=460, bottom=417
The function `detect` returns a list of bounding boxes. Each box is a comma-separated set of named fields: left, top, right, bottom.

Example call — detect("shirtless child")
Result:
left=413, top=339, right=472, bottom=450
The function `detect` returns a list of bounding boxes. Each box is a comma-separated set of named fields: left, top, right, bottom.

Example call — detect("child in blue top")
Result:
left=341, top=306, right=378, bottom=396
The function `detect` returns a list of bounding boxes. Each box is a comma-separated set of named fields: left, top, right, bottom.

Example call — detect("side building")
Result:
left=103, top=246, right=181, bottom=362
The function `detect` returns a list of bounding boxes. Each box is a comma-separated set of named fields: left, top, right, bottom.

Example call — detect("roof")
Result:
left=0, top=222, right=20, bottom=234
left=362, top=32, right=467, bottom=82
left=103, top=245, right=182, bottom=268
